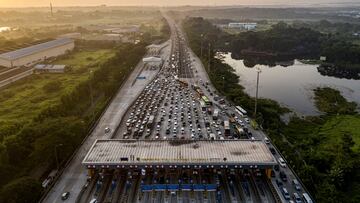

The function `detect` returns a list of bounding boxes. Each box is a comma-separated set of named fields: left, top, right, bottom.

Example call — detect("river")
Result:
left=221, top=52, right=360, bottom=116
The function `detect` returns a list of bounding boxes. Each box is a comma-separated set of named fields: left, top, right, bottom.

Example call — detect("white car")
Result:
left=264, top=137, right=270, bottom=144
left=278, top=158, right=287, bottom=167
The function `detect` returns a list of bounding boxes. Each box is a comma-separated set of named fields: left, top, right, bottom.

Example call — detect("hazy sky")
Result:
left=0, top=0, right=355, bottom=7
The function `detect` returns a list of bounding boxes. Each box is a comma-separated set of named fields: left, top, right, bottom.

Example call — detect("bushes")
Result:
left=42, top=81, right=62, bottom=93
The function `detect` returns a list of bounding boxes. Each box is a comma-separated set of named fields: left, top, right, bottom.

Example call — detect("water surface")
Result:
left=221, top=53, right=360, bottom=115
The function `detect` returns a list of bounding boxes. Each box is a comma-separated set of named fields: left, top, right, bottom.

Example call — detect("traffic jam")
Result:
left=75, top=23, right=313, bottom=203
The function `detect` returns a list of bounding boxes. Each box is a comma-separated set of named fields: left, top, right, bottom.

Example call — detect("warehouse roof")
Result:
left=0, top=38, right=74, bottom=60
left=83, top=139, right=277, bottom=168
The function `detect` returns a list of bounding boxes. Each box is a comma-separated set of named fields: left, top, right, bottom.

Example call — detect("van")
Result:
left=281, top=187, right=290, bottom=200
left=278, top=158, right=287, bottom=167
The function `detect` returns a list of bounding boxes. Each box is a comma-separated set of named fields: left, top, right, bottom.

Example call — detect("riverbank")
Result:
left=183, top=16, right=360, bottom=203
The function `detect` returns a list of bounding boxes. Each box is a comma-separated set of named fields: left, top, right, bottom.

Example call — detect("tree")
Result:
left=0, top=177, right=42, bottom=203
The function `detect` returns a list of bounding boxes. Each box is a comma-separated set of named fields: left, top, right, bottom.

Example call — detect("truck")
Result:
left=147, top=115, right=155, bottom=129
left=207, top=107, right=212, bottom=115
left=213, top=109, right=219, bottom=120
left=200, top=100, right=206, bottom=112
left=224, top=120, right=230, bottom=136
left=235, top=126, right=244, bottom=136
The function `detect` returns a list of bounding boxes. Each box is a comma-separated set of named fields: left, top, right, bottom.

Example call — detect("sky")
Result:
left=0, top=0, right=357, bottom=7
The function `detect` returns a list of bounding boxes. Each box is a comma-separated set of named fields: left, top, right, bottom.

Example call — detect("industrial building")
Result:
left=34, top=64, right=66, bottom=73
left=0, top=38, right=74, bottom=68
left=228, top=22, right=257, bottom=30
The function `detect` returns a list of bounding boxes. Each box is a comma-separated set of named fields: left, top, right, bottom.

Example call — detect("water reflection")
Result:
left=220, top=52, right=360, bottom=115
left=317, top=65, right=360, bottom=80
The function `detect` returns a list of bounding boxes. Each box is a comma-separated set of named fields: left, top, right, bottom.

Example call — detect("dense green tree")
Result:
left=0, top=177, right=42, bottom=203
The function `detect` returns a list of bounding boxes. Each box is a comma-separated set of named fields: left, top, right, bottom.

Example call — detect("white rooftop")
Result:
left=35, top=64, right=66, bottom=70
left=0, top=38, right=74, bottom=61
left=143, top=57, right=162, bottom=63
left=83, top=139, right=277, bottom=168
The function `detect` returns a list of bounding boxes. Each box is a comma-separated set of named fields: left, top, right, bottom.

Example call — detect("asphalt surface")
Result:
left=43, top=11, right=311, bottom=203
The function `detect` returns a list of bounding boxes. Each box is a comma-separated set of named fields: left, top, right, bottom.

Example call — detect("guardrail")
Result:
left=0, top=68, right=33, bottom=88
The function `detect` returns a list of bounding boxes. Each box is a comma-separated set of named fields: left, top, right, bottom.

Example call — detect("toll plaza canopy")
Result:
left=83, top=139, right=277, bottom=169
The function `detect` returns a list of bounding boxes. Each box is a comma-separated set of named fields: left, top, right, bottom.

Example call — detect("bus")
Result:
left=202, top=96, right=211, bottom=106
left=235, top=106, right=247, bottom=116
left=302, top=193, right=313, bottom=203
left=224, top=120, right=230, bottom=136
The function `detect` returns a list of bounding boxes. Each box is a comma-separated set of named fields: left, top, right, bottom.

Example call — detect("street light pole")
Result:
left=254, top=67, right=261, bottom=119
left=200, top=34, right=204, bottom=58
left=208, top=43, right=211, bottom=72
left=54, top=144, right=63, bottom=170
left=222, top=76, right=225, bottom=92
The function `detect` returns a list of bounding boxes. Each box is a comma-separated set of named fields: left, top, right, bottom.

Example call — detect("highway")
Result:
left=42, top=10, right=311, bottom=203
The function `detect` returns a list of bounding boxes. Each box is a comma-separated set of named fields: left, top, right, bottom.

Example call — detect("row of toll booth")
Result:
left=140, top=184, right=218, bottom=192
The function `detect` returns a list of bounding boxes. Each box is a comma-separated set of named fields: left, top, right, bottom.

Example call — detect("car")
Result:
left=293, top=192, right=302, bottom=203
left=244, top=118, right=250, bottom=123
left=269, top=147, right=276, bottom=155
left=61, top=192, right=70, bottom=200
left=276, top=179, right=283, bottom=187
left=274, top=164, right=280, bottom=171
left=292, top=179, right=301, bottom=191
left=89, top=199, right=98, bottom=203
left=271, top=170, right=276, bottom=177
left=104, top=127, right=111, bottom=134
left=278, top=158, right=287, bottom=167
left=281, top=187, right=290, bottom=200
left=264, top=137, right=270, bottom=144
left=280, top=171, right=287, bottom=182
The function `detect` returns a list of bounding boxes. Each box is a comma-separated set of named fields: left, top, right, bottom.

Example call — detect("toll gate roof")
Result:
left=83, top=139, right=277, bottom=169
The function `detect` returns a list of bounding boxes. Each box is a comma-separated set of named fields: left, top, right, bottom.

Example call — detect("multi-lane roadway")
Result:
left=41, top=12, right=312, bottom=203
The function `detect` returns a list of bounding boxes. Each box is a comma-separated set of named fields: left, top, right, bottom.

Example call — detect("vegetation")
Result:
left=0, top=49, right=114, bottom=140
left=0, top=177, right=42, bottom=203
left=183, top=17, right=360, bottom=203
left=314, top=87, right=358, bottom=114
left=0, top=42, right=147, bottom=202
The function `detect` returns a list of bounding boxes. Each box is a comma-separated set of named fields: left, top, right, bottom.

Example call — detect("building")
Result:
left=83, top=139, right=277, bottom=170
left=228, top=22, right=257, bottom=30
left=143, top=56, right=162, bottom=63
left=0, top=38, right=74, bottom=68
left=34, top=64, right=66, bottom=73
